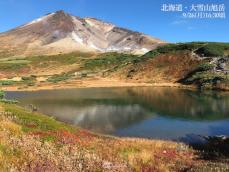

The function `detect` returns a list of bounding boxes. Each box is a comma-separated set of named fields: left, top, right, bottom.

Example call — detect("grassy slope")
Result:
left=0, top=52, right=139, bottom=89
left=1, top=102, right=229, bottom=171
left=0, top=52, right=95, bottom=76
left=0, top=102, right=199, bottom=172
left=0, top=42, right=228, bottom=91
left=114, top=42, right=229, bottom=90
left=121, top=51, right=200, bottom=83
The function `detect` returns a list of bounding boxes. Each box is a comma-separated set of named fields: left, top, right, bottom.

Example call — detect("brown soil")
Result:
left=1, top=77, right=196, bottom=91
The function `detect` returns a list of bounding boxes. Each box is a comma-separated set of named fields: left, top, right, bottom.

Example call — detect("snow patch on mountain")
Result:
left=106, top=46, right=121, bottom=52
left=88, top=41, right=103, bottom=51
left=71, top=32, right=83, bottom=44
left=23, top=13, right=54, bottom=27
left=85, top=19, right=96, bottom=27
left=124, top=47, right=132, bottom=50
left=141, top=48, right=149, bottom=53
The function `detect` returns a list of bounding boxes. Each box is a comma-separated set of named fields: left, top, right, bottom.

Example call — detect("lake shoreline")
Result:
left=2, top=77, right=228, bottom=92
left=1, top=77, right=198, bottom=91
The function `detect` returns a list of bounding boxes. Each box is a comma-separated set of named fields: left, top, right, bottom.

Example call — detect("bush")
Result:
left=0, top=63, right=27, bottom=71
left=0, top=91, right=17, bottom=103
left=142, top=42, right=205, bottom=59
left=156, top=44, right=180, bottom=53
left=141, top=50, right=160, bottom=59
left=156, top=42, right=204, bottom=54
left=184, top=71, right=228, bottom=89
left=21, top=76, right=31, bottom=81
left=143, top=42, right=229, bottom=60
left=84, top=53, right=138, bottom=70
left=19, top=76, right=37, bottom=86
left=0, top=90, right=5, bottom=99
left=0, top=80, right=15, bottom=86
left=195, top=44, right=224, bottom=57
left=0, top=99, right=18, bottom=104
left=196, top=63, right=215, bottom=72
left=29, top=52, right=93, bottom=65
left=47, top=73, right=73, bottom=83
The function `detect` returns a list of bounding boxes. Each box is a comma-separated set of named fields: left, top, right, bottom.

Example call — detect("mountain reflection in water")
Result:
left=6, top=87, right=229, bottom=143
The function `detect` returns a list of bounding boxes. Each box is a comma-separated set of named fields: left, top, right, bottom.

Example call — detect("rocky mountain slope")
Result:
left=0, top=10, right=165, bottom=57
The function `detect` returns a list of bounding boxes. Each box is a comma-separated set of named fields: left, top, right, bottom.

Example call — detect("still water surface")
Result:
left=6, top=87, right=229, bottom=143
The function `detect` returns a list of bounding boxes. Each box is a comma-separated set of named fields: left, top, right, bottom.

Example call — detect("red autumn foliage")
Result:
left=29, top=129, right=96, bottom=145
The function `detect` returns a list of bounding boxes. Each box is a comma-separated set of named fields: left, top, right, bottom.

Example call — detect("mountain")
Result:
left=0, top=10, right=165, bottom=57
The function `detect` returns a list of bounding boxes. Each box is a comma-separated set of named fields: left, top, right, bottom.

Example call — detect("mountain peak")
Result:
left=0, top=11, right=166, bottom=56
left=55, top=10, right=66, bottom=14
left=53, top=10, right=70, bottom=17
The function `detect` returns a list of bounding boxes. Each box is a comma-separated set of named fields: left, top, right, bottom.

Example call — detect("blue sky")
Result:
left=0, top=0, right=228, bottom=42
